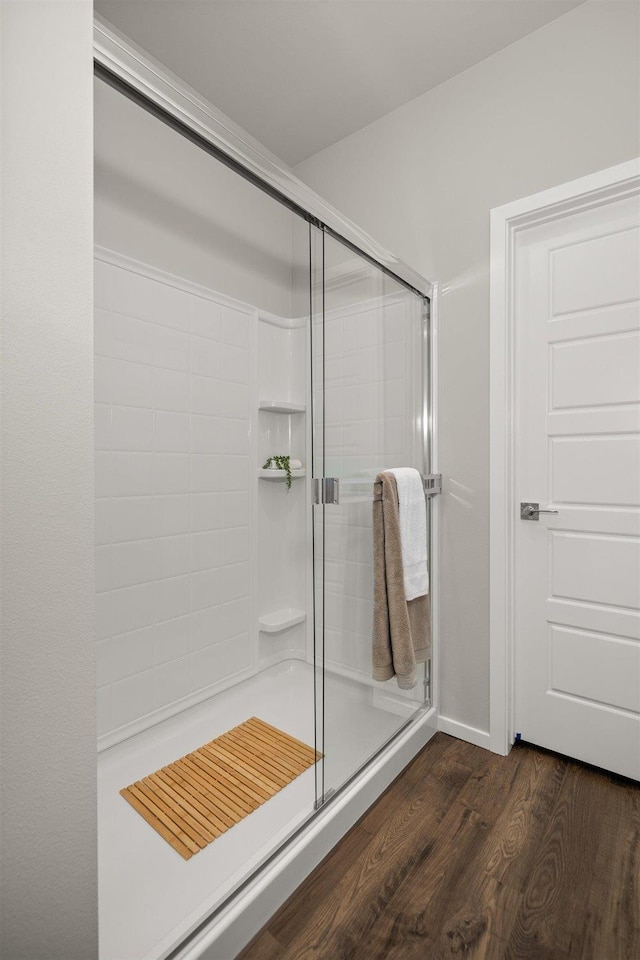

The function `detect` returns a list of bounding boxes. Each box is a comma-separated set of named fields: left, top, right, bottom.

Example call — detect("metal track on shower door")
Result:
left=93, top=58, right=430, bottom=304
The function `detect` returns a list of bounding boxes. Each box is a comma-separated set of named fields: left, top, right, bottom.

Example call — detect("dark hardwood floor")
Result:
left=239, top=732, right=639, bottom=960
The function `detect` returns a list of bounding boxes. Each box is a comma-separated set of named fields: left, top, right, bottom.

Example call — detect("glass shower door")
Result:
left=311, top=228, right=430, bottom=804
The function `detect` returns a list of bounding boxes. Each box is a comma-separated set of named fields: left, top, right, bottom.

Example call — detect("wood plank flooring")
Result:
left=239, top=733, right=639, bottom=960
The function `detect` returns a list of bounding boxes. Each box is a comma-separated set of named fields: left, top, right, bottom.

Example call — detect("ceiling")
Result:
left=95, top=0, right=584, bottom=167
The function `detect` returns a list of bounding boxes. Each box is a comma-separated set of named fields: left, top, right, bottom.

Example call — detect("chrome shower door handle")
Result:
left=520, top=502, right=559, bottom=521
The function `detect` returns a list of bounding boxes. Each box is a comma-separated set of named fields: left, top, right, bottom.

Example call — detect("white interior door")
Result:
left=514, top=188, right=640, bottom=779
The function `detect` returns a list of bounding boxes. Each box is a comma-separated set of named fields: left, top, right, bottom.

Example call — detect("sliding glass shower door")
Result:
left=311, top=228, right=431, bottom=804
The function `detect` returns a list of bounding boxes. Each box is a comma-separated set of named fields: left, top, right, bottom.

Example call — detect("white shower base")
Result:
left=98, top=659, right=422, bottom=960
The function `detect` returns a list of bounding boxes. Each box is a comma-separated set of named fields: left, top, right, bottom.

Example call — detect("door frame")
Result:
left=488, top=158, right=640, bottom=756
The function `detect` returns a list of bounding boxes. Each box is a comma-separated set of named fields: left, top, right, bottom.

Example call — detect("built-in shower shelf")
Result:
left=259, top=609, right=307, bottom=633
left=258, top=469, right=305, bottom=481
left=258, top=400, right=306, bottom=414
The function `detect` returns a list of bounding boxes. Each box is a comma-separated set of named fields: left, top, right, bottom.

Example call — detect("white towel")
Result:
left=388, top=467, right=428, bottom=601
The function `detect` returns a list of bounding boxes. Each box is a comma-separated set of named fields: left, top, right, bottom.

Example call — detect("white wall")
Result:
left=295, top=0, right=640, bottom=735
left=0, top=2, right=98, bottom=958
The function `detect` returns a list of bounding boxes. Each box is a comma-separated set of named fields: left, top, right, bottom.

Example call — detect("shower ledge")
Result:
left=258, top=468, right=305, bottom=481
left=258, top=400, right=306, bottom=414
left=259, top=609, right=307, bottom=633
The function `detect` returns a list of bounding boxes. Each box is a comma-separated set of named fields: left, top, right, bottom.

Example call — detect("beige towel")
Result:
left=372, top=472, right=431, bottom=689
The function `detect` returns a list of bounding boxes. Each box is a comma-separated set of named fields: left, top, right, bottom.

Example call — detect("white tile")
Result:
left=96, top=626, right=155, bottom=687
left=191, top=568, right=222, bottom=612
left=152, top=495, right=189, bottom=538
left=111, top=669, right=155, bottom=729
left=152, top=453, right=189, bottom=494
left=191, top=634, right=246, bottom=689
left=154, top=410, right=189, bottom=453
left=190, top=295, right=222, bottom=341
left=95, top=545, right=111, bottom=593
left=111, top=453, right=154, bottom=497
left=359, top=382, right=384, bottom=420
left=148, top=279, right=189, bottom=331
left=94, top=404, right=112, bottom=452
left=343, top=420, right=372, bottom=454
left=382, top=418, right=405, bottom=456
left=112, top=406, right=153, bottom=452
left=95, top=683, right=112, bottom=736
left=154, top=535, right=190, bottom=580
left=95, top=592, right=112, bottom=641
left=222, top=562, right=250, bottom=601
left=189, top=633, right=251, bottom=689
left=189, top=415, right=221, bottom=454
left=383, top=379, right=405, bottom=419
left=109, top=582, right=156, bottom=637
left=113, top=268, right=154, bottom=322
left=190, top=493, right=222, bottom=532
left=109, top=358, right=153, bottom=409
left=111, top=496, right=153, bottom=543
left=100, top=310, right=152, bottom=365
left=111, top=540, right=156, bottom=589
left=190, top=375, right=222, bottom=415
left=222, top=418, right=249, bottom=455
left=221, top=344, right=249, bottom=384
left=154, top=368, right=189, bottom=412
left=152, top=575, right=190, bottom=624
left=94, top=355, right=112, bottom=404
left=95, top=451, right=113, bottom=499
left=219, top=597, right=249, bottom=640
left=151, top=324, right=190, bottom=372
left=222, top=492, right=249, bottom=528
left=221, top=456, right=248, bottom=491
left=94, top=308, right=114, bottom=358
left=222, top=306, right=250, bottom=348
left=383, top=341, right=405, bottom=379
left=326, top=386, right=345, bottom=422
left=191, top=530, right=222, bottom=571
left=222, top=381, right=249, bottom=420
left=95, top=499, right=111, bottom=546
left=94, top=259, right=119, bottom=312
left=190, top=605, right=224, bottom=651
left=154, top=657, right=193, bottom=710
left=154, top=616, right=190, bottom=665
left=200, top=633, right=251, bottom=683
left=222, top=527, right=249, bottom=565
left=190, top=454, right=222, bottom=494
left=340, top=385, right=361, bottom=422
left=190, top=335, right=222, bottom=379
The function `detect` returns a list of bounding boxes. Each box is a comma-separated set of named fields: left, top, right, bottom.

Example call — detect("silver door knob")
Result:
left=521, top=502, right=559, bottom=521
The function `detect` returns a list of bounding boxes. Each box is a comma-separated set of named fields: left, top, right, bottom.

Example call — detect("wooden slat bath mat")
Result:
left=120, top=717, right=321, bottom=860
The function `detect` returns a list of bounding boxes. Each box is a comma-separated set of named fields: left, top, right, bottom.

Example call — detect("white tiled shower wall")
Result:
left=94, top=252, right=255, bottom=741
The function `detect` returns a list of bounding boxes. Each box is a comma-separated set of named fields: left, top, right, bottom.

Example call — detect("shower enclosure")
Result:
left=94, top=19, right=438, bottom=960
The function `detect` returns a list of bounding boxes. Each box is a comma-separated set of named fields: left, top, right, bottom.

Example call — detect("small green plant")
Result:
left=263, top=454, right=293, bottom=489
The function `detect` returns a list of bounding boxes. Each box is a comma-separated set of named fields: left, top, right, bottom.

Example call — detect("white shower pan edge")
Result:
left=171, top=704, right=438, bottom=960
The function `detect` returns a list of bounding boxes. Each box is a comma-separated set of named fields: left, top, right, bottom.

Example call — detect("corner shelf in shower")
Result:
left=259, top=609, right=307, bottom=634
left=258, top=400, right=306, bottom=414
left=258, top=468, right=306, bottom=481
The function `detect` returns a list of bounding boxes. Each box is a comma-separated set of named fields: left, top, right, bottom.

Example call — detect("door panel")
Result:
left=549, top=624, right=640, bottom=715
left=550, top=331, right=640, bottom=409
left=311, top=227, right=430, bottom=802
left=550, top=435, right=639, bottom=505
left=551, top=226, right=640, bottom=314
left=514, top=191, right=640, bottom=779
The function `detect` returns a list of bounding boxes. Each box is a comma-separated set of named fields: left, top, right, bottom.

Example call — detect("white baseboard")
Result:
left=438, top=714, right=491, bottom=751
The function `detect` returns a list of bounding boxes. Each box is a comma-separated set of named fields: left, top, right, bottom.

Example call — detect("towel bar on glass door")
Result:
left=372, top=473, right=441, bottom=502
